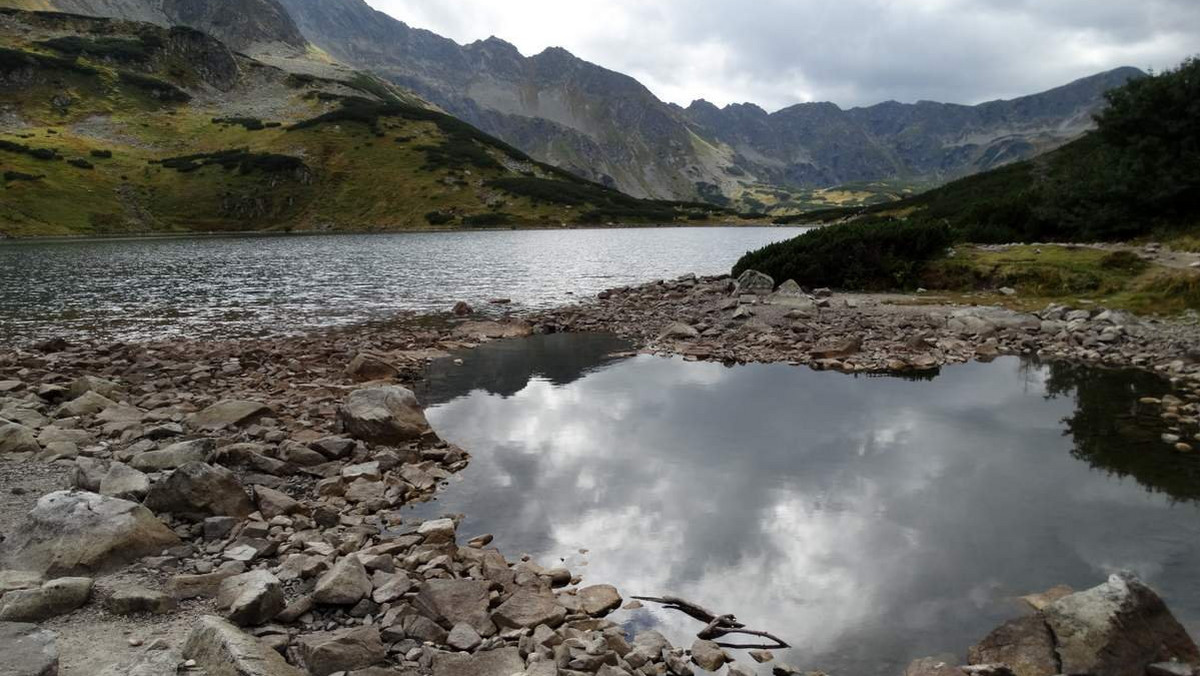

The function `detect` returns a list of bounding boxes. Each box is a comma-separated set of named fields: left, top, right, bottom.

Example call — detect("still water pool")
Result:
left=411, top=334, right=1200, bottom=675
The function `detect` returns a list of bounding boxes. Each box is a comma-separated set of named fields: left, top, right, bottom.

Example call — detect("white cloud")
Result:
left=365, top=0, right=1198, bottom=110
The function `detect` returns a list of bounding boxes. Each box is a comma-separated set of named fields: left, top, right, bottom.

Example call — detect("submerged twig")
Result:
left=632, top=595, right=790, bottom=650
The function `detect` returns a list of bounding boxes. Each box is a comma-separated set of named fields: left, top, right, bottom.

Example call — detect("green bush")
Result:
left=90, top=149, right=113, bottom=159
left=733, top=219, right=955, bottom=290
left=3, top=170, right=43, bottom=182
left=0, top=45, right=98, bottom=76
left=462, top=212, right=515, bottom=227
left=0, top=139, right=60, bottom=161
left=37, top=36, right=155, bottom=63
left=153, top=148, right=305, bottom=174
left=212, top=117, right=266, bottom=131
left=118, top=71, right=190, bottom=102
left=425, top=211, right=456, bottom=225
left=67, top=158, right=94, bottom=170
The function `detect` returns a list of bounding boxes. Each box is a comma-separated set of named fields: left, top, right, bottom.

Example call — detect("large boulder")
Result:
left=300, top=626, right=386, bottom=676
left=414, top=579, right=491, bottom=628
left=130, top=438, right=215, bottom=471
left=492, top=590, right=566, bottom=630
left=2, top=491, right=179, bottom=576
left=183, top=615, right=304, bottom=676
left=345, top=353, right=400, bottom=382
left=432, top=647, right=524, bottom=676
left=734, top=269, right=774, bottom=295
left=578, top=584, right=622, bottom=617
left=67, top=376, right=120, bottom=400
left=98, top=463, right=150, bottom=501
left=0, top=577, right=93, bottom=622
left=216, top=570, right=285, bottom=627
left=967, top=614, right=1057, bottom=676
left=57, top=391, right=116, bottom=418
left=0, top=423, right=39, bottom=455
left=312, top=555, right=372, bottom=606
left=0, top=622, right=59, bottom=676
left=338, top=387, right=431, bottom=445
left=145, top=462, right=254, bottom=520
left=189, top=401, right=273, bottom=431
left=1044, top=573, right=1200, bottom=676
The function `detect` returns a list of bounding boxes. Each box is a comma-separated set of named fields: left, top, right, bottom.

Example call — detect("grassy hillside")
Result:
left=0, top=9, right=735, bottom=237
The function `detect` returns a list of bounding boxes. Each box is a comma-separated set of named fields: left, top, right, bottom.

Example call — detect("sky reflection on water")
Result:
left=412, top=334, right=1200, bottom=675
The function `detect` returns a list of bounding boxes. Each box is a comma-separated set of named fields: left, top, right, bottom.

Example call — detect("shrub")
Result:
left=212, top=117, right=266, bottom=131
left=0, top=46, right=98, bottom=76
left=733, top=219, right=955, bottom=290
left=425, top=211, right=456, bottom=225
left=152, top=148, right=305, bottom=175
left=462, top=212, right=514, bottom=227
left=67, top=158, right=94, bottom=170
left=0, top=139, right=60, bottom=161
left=118, top=71, right=190, bottom=102
left=90, top=149, right=113, bottom=158
left=37, top=36, right=154, bottom=63
left=3, top=170, right=43, bottom=182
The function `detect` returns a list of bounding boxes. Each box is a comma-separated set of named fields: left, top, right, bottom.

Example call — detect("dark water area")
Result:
left=411, top=334, right=1200, bottom=675
left=0, top=227, right=796, bottom=343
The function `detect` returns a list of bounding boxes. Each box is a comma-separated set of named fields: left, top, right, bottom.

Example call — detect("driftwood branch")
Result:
left=632, top=596, right=790, bottom=650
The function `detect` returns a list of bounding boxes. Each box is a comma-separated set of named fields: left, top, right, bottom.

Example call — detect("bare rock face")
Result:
left=337, top=386, right=431, bottom=445
left=0, top=621, right=59, bottom=676
left=2, top=491, right=179, bottom=576
left=183, top=615, right=304, bottom=676
left=1044, top=573, right=1200, bottom=676
left=967, top=614, right=1057, bottom=676
left=145, top=462, right=254, bottom=520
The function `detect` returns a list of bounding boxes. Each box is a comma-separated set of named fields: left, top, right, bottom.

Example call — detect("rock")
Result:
left=183, top=615, right=304, bottom=676
left=217, top=570, right=285, bottom=626
left=967, top=614, right=1057, bottom=676
left=67, top=375, right=120, bottom=400
left=300, top=626, right=386, bottom=676
left=338, top=386, right=432, bottom=445
left=417, top=517, right=456, bottom=544
left=903, top=657, right=968, bottom=676
left=810, top=336, right=863, bottom=359
left=253, top=486, right=301, bottom=519
left=0, top=571, right=44, bottom=595
left=446, top=623, right=482, bottom=652
left=312, top=555, right=372, bottom=605
left=58, top=391, right=117, bottom=418
left=99, top=463, right=150, bottom=500
left=658, top=322, right=700, bottom=341
left=145, top=462, right=254, bottom=519
left=0, top=423, right=39, bottom=455
left=130, top=438, right=215, bottom=471
left=2, top=491, right=179, bottom=576
left=189, top=401, right=272, bottom=431
left=432, top=647, right=524, bottom=676
left=1019, top=584, right=1074, bottom=611
left=105, top=585, right=176, bottom=615
left=690, top=639, right=728, bottom=671
left=346, top=353, right=400, bottom=382
left=0, top=622, right=59, bottom=676
left=0, top=577, right=92, bottom=622
left=167, top=562, right=245, bottom=600
left=1148, top=663, right=1200, bottom=676
left=734, top=270, right=774, bottom=295
left=452, top=320, right=533, bottom=340
left=1043, top=573, right=1200, bottom=676
left=492, top=590, right=566, bottom=629
left=414, top=579, right=491, bottom=628
left=750, top=650, right=774, bottom=663
left=577, top=584, right=622, bottom=617
left=452, top=301, right=474, bottom=316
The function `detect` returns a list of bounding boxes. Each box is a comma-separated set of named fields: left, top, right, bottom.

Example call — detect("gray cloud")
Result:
left=369, top=0, right=1198, bottom=110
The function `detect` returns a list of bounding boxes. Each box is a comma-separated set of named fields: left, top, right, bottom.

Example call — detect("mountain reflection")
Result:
left=416, top=337, right=1200, bottom=675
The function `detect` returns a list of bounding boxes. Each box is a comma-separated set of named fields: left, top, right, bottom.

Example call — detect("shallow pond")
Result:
left=0, top=227, right=796, bottom=342
left=411, top=334, right=1200, bottom=675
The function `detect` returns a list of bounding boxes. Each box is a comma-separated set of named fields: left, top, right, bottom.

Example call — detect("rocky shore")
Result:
left=1, top=273, right=1199, bottom=676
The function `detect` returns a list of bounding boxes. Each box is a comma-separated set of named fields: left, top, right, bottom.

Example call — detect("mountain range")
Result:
left=1, top=0, right=1144, bottom=208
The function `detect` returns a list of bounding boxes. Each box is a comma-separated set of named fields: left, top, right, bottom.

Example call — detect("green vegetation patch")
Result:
left=462, top=212, right=515, bottom=227
left=152, top=148, right=306, bottom=175
left=212, top=117, right=279, bottom=131
left=734, top=219, right=954, bottom=290
left=36, top=35, right=160, bottom=63
left=3, top=170, right=44, bottom=182
left=0, top=45, right=97, bottom=76
left=118, top=71, right=190, bottom=102
left=0, top=139, right=61, bottom=161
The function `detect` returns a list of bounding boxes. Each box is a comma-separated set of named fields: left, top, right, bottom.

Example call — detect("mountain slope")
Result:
left=0, top=9, right=729, bottom=237
left=276, top=0, right=1140, bottom=205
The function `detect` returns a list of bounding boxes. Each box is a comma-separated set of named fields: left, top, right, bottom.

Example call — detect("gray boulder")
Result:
left=414, top=579, right=491, bottom=628
left=189, top=401, right=273, bottom=431
left=492, top=590, right=566, bottom=629
left=658, top=322, right=700, bottom=341
left=183, top=615, right=304, bottom=676
left=432, top=647, right=524, bottom=676
left=1044, top=573, right=1200, bottom=676
left=345, top=353, right=400, bottom=382
left=0, top=622, right=59, bottom=676
left=578, top=584, right=622, bottom=617
left=217, top=570, right=285, bottom=627
left=690, top=639, right=728, bottom=671
left=145, top=462, right=254, bottom=520
left=337, top=386, right=431, bottom=445
left=300, top=626, right=386, bottom=676
left=0, top=577, right=92, bottom=622
left=0, top=423, right=39, bottom=455
left=99, top=463, right=150, bottom=501
left=67, top=375, right=120, bottom=400
left=253, top=486, right=301, bottom=519
left=312, top=555, right=372, bottom=606
left=104, top=585, right=176, bottom=615
left=57, top=391, right=116, bottom=418
left=130, top=438, right=215, bottom=471
left=2, top=491, right=179, bottom=576
left=967, top=614, right=1057, bottom=676
left=734, top=269, right=774, bottom=295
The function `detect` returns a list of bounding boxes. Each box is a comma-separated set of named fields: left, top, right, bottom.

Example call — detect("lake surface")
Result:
left=0, top=227, right=796, bottom=343
left=412, top=334, right=1200, bottom=675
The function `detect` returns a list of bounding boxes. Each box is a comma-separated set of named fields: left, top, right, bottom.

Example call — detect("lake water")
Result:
left=0, top=227, right=797, bottom=343
left=412, top=334, right=1200, bottom=675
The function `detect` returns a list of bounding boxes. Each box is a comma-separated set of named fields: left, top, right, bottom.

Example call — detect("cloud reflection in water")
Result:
left=412, top=335, right=1200, bottom=675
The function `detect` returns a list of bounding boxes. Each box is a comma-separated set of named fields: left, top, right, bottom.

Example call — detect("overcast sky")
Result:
left=367, top=0, right=1198, bottom=111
